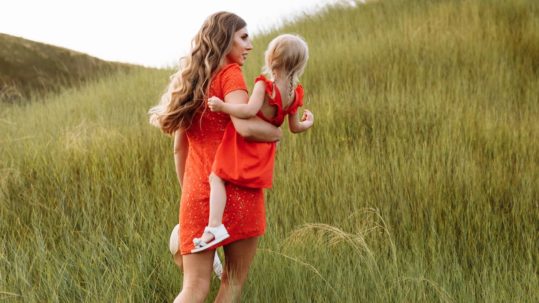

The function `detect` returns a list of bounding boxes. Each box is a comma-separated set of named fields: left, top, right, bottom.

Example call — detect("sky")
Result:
left=1, top=0, right=355, bottom=68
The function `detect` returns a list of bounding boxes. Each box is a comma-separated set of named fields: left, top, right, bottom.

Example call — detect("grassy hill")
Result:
left=1, top=0, right=538, bottom=302
left=0, top=33, right=133, bottom=103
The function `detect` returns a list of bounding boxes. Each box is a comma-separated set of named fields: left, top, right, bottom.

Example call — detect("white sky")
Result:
left=1, top=0, right=354, bottom=68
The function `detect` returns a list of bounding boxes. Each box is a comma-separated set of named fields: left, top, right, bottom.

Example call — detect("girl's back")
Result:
left=254, top=75, right=304, bottom=127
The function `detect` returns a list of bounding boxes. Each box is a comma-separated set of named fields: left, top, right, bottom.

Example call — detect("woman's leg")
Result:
left=214, top=237, right=259, bottom=303
left=171, top=224, right=224, bottom=279
left=173, top=251, right=183, bottom=269
left=173, top=250, right=214, bottom=303
left=170, top=224, right=183, bottom=269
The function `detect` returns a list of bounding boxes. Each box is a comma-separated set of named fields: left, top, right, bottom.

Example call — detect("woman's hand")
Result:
left=208, top=96, right=225, bottom=112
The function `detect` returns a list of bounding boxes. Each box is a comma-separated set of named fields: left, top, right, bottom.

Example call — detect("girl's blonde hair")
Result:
left=262, top=34, right=309, bottom=99
left=149, top=12, right=246, bottom=134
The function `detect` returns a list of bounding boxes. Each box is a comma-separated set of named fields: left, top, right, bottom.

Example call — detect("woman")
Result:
left=149, top=12, right=280, bottom=302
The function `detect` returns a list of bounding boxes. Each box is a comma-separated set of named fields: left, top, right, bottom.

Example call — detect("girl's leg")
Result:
left=173, top=250, right=214, bottom=303
left=209, top=172, right=227, bottom=227
left=214, top=237, right=259, bottom=303
left=198, top=172, right=228, bottom=244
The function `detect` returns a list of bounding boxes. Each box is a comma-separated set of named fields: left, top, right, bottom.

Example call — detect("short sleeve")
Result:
left=255, top=74, right=279, bottom=105
left=221, top=64, right=248, bottom=97
left=288, top=84, right=304, bottom=115
left=254, top=75, right=273, bottom=96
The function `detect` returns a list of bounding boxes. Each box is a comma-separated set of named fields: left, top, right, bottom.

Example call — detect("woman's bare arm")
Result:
left=224, top=90, right=282, bottom=142
left=208, top=82, right=266, bottom=118
left=173, top=129, right=189, bottom=189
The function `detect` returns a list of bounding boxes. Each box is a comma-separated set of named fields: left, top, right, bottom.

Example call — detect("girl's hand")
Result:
left=301, top=109, right=314, bottom=128
left=208, top=96, right=225, bottom=112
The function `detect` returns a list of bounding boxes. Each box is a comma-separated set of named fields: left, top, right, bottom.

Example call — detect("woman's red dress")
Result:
left=178, top=64, right=266, bottom=254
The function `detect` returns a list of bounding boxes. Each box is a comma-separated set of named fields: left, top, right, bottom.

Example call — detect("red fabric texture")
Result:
left=179, top=64, right=265, bottom=255
left=212, top=74, right=304, bottom=189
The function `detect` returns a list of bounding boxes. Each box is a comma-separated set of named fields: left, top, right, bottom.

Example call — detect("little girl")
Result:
left=191, top=34, right=314, bottom=253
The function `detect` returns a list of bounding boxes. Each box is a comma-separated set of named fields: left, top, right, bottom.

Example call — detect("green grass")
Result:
left=1, top=0, right=538, bottom=302
left=0, top=33, right=133, bottom=103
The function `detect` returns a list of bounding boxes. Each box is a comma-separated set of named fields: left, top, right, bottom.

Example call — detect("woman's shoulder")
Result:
left=214, top=63, right=247, bottom=96
left=217, top=63, right=243, bottom=78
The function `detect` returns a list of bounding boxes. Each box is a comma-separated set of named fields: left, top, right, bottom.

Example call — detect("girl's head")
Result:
left=149, top=12, right=250, bottom=134
left=263, top=34, right=309, bottom=89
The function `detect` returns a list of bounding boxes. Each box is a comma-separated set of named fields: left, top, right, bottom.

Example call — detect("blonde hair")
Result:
left=149, top=12, right=246, bottom=134
left=262, top=34, right=309, bottom=99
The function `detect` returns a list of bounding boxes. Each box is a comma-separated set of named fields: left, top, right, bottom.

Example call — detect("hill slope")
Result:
left=0, top=33, right=133, bottom=102
left=1, top=0, right=538, bottom=302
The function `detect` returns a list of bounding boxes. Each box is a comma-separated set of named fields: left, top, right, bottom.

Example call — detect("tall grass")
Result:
left=1, top=0, right=538, bottom=302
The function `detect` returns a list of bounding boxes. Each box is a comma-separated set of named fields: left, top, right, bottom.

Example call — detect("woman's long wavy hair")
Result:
left=149, top=12, right=246, bottom=134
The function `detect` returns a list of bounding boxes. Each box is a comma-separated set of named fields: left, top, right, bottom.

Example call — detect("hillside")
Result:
left=1, top=0, right=538, bottom=302
left=0, top=33, right=133, bottom=103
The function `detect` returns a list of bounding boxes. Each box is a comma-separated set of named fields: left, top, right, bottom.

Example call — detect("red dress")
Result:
left=178, top=64, right=266, bottom=255
left=212, top=75, right=304, bottom=189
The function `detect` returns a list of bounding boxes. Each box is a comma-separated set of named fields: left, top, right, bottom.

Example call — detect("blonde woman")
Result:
left=149, top=12, right=281, bottom=303
left=191, top=34, right=314, bottom=253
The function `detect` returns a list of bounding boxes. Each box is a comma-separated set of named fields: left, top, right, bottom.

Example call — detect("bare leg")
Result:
left=209, top=172, right=227, bottom=227
left=173, top=250, right=214, bottom=303
left=173, top=251, right=183, bottom=269
left=170, top=224, right=183, bottom=269
left=198, top=172, right=228, bottom=244
left=214, top=237, right=259, bottom=303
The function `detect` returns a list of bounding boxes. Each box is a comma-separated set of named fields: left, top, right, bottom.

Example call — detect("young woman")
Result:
left=149, top=12, right=281, bottom=302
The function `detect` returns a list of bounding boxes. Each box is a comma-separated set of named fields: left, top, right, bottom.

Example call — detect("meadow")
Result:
left=1, top=0, right=538, bottom=302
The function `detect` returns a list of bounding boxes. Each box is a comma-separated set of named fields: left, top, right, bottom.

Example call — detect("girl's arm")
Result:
left=224, top=90, right=282, bottom=142
left=173, top=129, right=189, bottom=189
left=208, top=82, right=266, bottom=118
left=288, top=109, right=315, bottom=133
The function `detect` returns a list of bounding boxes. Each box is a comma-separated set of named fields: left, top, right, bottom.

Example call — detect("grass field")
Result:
left=1, top=0, right=538, bottom=302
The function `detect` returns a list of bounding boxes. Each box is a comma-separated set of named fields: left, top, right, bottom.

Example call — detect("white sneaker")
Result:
left=169, top=224, right=223, bottom=279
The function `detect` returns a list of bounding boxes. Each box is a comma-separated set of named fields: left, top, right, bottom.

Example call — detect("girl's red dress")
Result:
left=178, top=64, right=266, bottom=254
left=212, top=74, right=304, bottom=189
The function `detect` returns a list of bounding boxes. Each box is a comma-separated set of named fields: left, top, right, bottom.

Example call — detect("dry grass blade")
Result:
left=401, top=277, right=455, bottom=303
left=257, top=248, right=340, bottom=299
